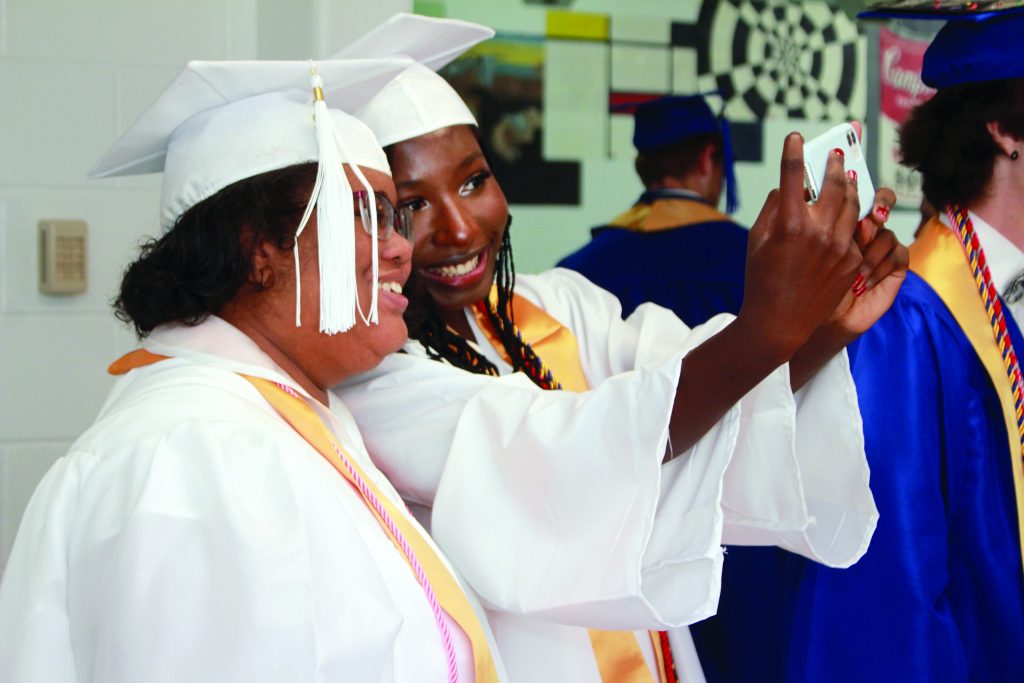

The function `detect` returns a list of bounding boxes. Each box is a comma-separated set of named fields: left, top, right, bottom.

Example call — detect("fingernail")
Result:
left=847, top=169, right=857, bottom=181
left=833, top=147, right=845, bottom=158
left=853, top=272, right=868, bottom=297
left=874, top=205, right=890, bottom=221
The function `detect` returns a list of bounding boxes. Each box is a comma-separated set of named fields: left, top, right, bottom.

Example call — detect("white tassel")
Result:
left=293, top=62, right=380, bottom=334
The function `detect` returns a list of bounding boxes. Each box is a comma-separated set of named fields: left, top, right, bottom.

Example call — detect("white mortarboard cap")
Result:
left=333, top=12, right=494, bottom=72
left=91, top=58, right=413, bottom=335
left=334, top=13, right=494, bottom=147
left=358, top=64, right=479, bottom=147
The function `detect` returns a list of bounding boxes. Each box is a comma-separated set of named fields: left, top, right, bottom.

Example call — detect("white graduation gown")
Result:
left=0, top=317, right=491, bottom=683
left=337, top=268, right=878, bottom=682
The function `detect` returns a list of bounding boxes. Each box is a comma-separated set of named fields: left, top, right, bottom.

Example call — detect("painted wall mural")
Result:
left=673, top=1, right=865, bottom=123
left=422, top=0, right=868, bottom=206
left=441, top=35, right=582, bottom=205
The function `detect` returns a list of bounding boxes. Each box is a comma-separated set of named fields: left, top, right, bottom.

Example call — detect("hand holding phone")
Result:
left=802, top=123, right=875, bottom=220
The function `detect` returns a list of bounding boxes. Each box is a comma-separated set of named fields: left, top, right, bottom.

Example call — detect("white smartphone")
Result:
left=802, top=123, right=875, bottom=220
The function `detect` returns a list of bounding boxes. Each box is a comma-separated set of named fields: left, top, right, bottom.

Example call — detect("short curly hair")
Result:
left=898, top=78, right=1024, bottom=210
left=635, top=133, right=722, bottom=188
left=114, top=163, right=316, bottom=338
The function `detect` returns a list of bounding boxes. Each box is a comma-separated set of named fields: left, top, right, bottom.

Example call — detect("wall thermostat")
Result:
left=38, top=219, right=88, bottom=295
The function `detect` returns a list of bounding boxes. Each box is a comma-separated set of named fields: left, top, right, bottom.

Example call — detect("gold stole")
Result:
left=470, top=291, right=671, bottom=683
left=911, top=218, right=1024, bottom=574
left=609, top=196, right=731, bottom=233
left=108, top=349, right=500, bottom=683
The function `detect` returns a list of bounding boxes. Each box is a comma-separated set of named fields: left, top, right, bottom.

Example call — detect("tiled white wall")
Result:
left=0, top=0, right=411, bottom=573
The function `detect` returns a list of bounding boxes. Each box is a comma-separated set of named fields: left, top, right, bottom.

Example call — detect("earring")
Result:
left=1012, top=150, right=1020, bottom=161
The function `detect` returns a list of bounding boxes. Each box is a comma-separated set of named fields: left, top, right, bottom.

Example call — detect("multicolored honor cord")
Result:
left=946, top=204, right=1024, bottom=459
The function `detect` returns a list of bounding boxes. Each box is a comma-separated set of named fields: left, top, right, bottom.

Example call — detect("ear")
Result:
left=244, top=226, right=282, bottom=291
left=987, top=121, right=1020, bottom=158
left=698, top=142, right=718, bottom=175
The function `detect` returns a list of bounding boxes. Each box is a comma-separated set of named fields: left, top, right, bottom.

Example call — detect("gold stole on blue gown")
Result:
left=609, top=195, right=731, bottom=233
left=911, top=217, right=1024, bottom=575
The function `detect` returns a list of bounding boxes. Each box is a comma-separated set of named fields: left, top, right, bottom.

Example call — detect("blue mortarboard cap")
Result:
left=630, top=94, right=739, bottom=213
left=860, top=3, right=1024, bottom=87
left=632, top=95, right=720, bottom=151
left=923, top=12, right=1024, bottom=87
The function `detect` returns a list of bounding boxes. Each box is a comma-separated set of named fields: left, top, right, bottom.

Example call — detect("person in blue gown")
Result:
left=788, top=8, right=1024, bottom=681
left=558, top=95, right=747, bottom=325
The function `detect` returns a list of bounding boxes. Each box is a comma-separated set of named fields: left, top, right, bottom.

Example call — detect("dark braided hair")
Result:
left=405, top=216, right=562, bottom=390
left=404, top=270, right=502, bottom=377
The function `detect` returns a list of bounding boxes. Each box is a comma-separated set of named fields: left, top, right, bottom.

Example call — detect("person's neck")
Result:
left=442, top=306, right=476, bottom=340
left=653, top=176, right=715, bottom=204
left=970, top=159, right=1024, bottom=251
left=220, top=306, right=330, bottom=405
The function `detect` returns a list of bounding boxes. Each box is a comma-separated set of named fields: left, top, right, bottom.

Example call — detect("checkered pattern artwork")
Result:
left=670, top=0, right=866, bottom=123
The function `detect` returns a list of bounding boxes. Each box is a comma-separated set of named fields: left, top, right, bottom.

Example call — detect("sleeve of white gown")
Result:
left=341, top=316, right=740, bottom=630
left=715, top=348, right=877, bottom=568
left=339, top=269, right=875, bottom=629
left=0, top=458, right=79, bottom=683
left=524, top=270, right=876, bottom=568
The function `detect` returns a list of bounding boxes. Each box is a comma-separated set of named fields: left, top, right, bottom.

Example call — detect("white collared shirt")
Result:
left=941, top=210, right=1024, bottom=326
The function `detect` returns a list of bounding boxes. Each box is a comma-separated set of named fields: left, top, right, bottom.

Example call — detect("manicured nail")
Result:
left=874, top=205, right=890, bottom=221
left=833, top=147, right=845, bottom=158
left=852, top=273, right=865, bottom=290
left=847, top=169, right=857, bottom=181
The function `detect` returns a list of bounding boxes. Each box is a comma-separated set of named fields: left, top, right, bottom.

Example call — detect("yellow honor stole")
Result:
left=109, top=349, right=500, bottom=683
left=470, top=290, right=677, bottom=683
left=911, top=218, right=1024, bottom=575
left=609, top=195, right=732, bottom=234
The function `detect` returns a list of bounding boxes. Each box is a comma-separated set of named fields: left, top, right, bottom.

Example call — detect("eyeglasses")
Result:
left=354, top=190, right=412, bottom=240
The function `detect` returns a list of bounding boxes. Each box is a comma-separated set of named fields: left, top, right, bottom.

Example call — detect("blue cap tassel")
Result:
left=719, top=116, right=739, bottom=214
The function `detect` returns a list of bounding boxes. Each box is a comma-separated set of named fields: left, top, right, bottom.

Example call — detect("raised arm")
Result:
left=668, top=131, right=905, bottom=454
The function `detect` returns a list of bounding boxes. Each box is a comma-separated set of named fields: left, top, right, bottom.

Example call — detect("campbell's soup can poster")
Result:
left=879, top=22, right=937, bottom=208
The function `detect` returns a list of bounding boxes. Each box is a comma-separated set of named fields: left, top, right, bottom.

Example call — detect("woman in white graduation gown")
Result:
left=336, top=15, right=908, bottom=683
left=0, top=59, right=508, bottom=683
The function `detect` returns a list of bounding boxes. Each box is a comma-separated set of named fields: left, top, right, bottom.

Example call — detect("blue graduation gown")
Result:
left=785, top=275, right=1024, bottom=681
left=557, top=190, right=748, bottom=324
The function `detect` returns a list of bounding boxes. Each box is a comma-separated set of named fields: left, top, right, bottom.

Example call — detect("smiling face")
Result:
left=297, top=166, right=412, bottom=383
left=387, top=125, right=509, bottom=325
left=226, top=165, right=413, bottom=399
